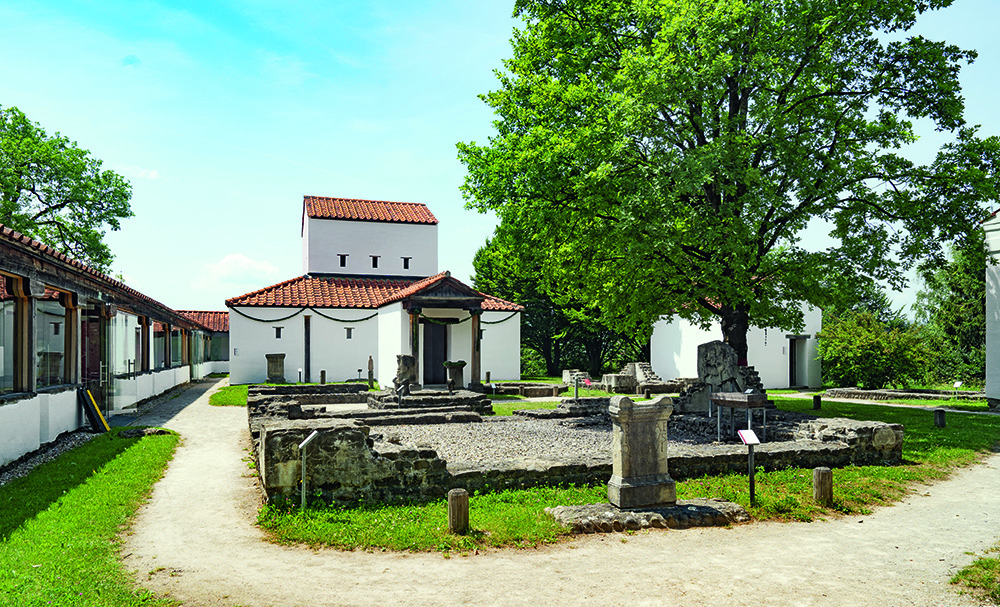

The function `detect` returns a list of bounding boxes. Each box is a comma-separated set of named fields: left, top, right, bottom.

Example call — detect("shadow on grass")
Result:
left=0, top=428, right=141, bottom=541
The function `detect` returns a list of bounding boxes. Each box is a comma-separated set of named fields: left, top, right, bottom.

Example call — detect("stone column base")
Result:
left=608, top=474, right=676, bottom=510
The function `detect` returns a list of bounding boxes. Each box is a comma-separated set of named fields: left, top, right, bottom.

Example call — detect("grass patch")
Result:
left=952, top=544, right=1000, bottom=603
left=258, top=484, right=607, bottom=552
left=206, top=372, right=229, bottom=378
left=678, top=463, right=944, bottom=522
left=0, top=427, right=179, bottom=606
left=773, top=396, right=1000, bottom=466
left=491, top=401, right=559, bottom=416
left=209, top=384, right=249, bottom=407
left=875, top=397, right=990, bottom=413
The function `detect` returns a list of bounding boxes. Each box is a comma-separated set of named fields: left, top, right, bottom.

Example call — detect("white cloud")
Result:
left=194, top=254, right=281, bottom=291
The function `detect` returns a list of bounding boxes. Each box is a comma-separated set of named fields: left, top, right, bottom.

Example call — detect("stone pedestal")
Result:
left=445, top=361, right=466, bottom=390
left=608, top=395, right=676, bottom=509
left=265, top=353, right=286, bottom=383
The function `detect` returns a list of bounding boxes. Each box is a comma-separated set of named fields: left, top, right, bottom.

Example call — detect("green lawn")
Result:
left=0, top=428, right=179, bottom=606
left=209, top=384, right=249, bottom=407
left=491, top=401, right=559, bottom=416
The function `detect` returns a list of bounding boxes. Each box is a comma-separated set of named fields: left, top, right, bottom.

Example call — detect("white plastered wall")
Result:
left=650, top=304, right=822, bottom=389
left=308, top=310, right=378, bottom=383
left=304, top=218, right=438, bottom=278
left=229, top=307, right=306, bottom=385
left=377, top=303, right=405, bottom=387
left=481, top=311, right=521, bottom=381
left=985, top=215, right=1000, bottom=402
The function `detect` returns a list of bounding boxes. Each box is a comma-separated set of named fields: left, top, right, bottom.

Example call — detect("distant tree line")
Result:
left=818, top=234, right=986, bottom=389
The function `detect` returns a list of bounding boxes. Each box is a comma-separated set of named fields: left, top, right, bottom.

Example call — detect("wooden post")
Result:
left=140, top=317, right=150, bottom=372
left=303, top=315, right=311, bottom=383
left=934, top=408, right=946, bottom=428
left=470, top=310, right=482, bottom=387
left=813, top=467, right=833, bottom=506
left=448, top=488, right=469, bottom=534
left=320, top=369, right=326, bottom=384
left=409, top=308, right=421, bottom=386
left=813, top=394, right=821, bottom=410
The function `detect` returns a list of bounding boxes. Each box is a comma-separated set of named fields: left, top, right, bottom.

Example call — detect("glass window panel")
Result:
left=0, top=298, right=15, bottom=393
left=36, top=299, right=66, bottom=388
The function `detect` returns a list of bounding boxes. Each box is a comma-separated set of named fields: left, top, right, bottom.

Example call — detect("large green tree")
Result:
left=459, top=0, right=1000, bottom=363
left=473, top=232, right=649, bottom=376
left=0, top=106, right=132, bottom=272
left=915, top=234, right=987, bottom=383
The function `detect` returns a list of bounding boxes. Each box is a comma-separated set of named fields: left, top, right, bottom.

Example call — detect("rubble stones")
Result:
left=546, top=498, right=750, bottom=533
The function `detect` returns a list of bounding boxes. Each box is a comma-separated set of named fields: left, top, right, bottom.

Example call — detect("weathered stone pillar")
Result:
left=608, top=395, right=676, bottom=509
left=469, top=309, right=482, bottom=388
left=265, top=353, right=286, bottom=383
left=409, top=308, right=421, bottom=386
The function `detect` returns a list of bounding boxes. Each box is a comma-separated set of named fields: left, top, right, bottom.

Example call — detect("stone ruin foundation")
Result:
left=249, top=383, right=905, bottom=517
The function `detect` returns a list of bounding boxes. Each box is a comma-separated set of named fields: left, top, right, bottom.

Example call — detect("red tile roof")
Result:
left=226, top=273, right=523, bottom=312
left=303, top=195, right=438, bottom=225
left=0, top=224, right=207, bottom=330
left=179, top=310, right=229, bottom=332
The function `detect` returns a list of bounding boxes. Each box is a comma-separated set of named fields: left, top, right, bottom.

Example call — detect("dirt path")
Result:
left=124, top=380, right=1000, bottom=606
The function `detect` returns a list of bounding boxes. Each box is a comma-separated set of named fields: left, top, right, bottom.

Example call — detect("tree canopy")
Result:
left=473, top=232, right=649, bottom=376
left=458, top=0, right=1000, bottom=363
left=0, top=105, right=132, bottom=272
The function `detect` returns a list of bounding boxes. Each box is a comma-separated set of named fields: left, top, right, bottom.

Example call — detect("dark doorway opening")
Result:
left=423, top=322, right=448, bottom=384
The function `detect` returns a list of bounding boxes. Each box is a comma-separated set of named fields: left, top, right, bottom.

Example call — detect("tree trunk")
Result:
left=720, top=304, right=750, bottom=366
left=548, top=338, right=562, bottom=377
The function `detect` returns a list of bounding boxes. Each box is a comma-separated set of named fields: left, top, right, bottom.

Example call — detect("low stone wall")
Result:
left=826, top=387, right=986, bottom=402
left=250, top=384, right=371, bottom=405
left=490, top=382, right=567, bottom=397
left=367, top=390, right=493, bottom=415
left=256, top=413, right=903, bottom=507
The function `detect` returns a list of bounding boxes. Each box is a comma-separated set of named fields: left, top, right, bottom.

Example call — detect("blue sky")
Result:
left=0, top=0, right=998, bottom=314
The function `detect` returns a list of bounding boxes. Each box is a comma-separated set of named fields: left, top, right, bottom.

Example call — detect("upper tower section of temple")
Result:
left=301, top=195, right=439, bottom=278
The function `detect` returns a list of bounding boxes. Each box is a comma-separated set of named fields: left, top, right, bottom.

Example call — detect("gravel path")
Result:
left=122, top=382, right=1000, bottom=607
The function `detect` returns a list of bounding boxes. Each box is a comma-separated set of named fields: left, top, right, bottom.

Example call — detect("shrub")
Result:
left=520, top=345, right=547, bottom=377
left=817, top=311, right=929, bottom=388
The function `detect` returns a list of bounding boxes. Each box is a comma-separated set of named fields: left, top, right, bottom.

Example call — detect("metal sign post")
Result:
left=299, top=430, right=319, bottom=511
left=738, top=429, right=760, bottom=507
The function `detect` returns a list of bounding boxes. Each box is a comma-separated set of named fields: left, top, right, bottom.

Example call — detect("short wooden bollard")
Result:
left=934, top=408, right=946, bottom=428
left=320, top=370, right=326, bottom=384
left=813, top=467, right=833, bottom=506
left=448, top=488, right=469, bottom=535
left=813, top=394, right=821, bottom=410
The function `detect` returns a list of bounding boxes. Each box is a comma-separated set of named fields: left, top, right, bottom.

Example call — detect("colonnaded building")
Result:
left=0, top=225, right=229, bottom=467
left=226, top=196, right=522, bottom=387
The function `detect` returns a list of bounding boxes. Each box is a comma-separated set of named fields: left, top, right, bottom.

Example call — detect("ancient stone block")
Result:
left=265, top=353, right=286, bottom=383
left=608, top=395, right=676, bottom=509
left=697, top=341, right=739, bottom=392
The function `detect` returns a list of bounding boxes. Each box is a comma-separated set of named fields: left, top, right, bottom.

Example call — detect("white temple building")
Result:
left=650, top=305, right=823, bottom=389
left=226, top=196, right=522, bottom=386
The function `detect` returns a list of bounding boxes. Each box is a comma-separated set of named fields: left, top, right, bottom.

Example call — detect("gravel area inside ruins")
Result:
left=372, top=415, right=718, bottom=468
